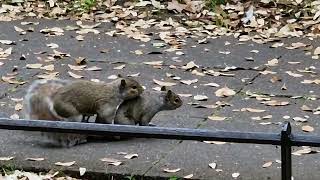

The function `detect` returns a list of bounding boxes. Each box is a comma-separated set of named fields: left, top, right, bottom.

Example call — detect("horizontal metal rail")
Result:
left=1, top=118, right=320, bottom=180
left=0, top=118, right=281, bottom=145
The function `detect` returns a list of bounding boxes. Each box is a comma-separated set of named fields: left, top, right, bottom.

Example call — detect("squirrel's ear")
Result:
left=166, top=90, right=173, bottom=98
left=117, top=74, right=123, bottom=78
left=120, top=79, right=126, bottom=88
left=160, top=86, right=167, bottom=91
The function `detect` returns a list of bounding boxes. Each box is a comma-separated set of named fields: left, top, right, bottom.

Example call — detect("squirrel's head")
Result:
left=161, top=86, right=182, bottom=110
left=118, top=77, right=144, bottom=100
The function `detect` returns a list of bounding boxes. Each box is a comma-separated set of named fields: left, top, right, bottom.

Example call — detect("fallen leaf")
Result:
left=153, top=79, right=176, bottom=86
left=100, top=158, right=122, bottom=166
left=301, top=105, right=312, bottom=112
left=262, top=161, right=273, bottom=168
left=54, top=161, right=76, bottom=167
left=293, top=117, right=307, bottom=122
left=0, top=40, right=14, bottom=45
left=68, top=71, right=83, bottom=79
left=40, top=64, right=55, bottom=71
left=208, top=115, right=226, bottom=121
left=241, top=108, right=266, bottom=113
left=314, top=47, right=320, bottom=55
left=108, top=75, right=118, bottom=80
left=68, top=64, right=86, bottom=71
left=232, top=172, right=240, bottom=178
left=134, top=50, right=143, bottom=55
left=292, top=147, right=316, bottom=156
left=124, top=154, right=138, bottom=159
left=26, top=63, right=43, bottom=69
left=26, top=157, right=45, bottom=161
left=215, top=86, right=236, bottom=97
left=181, top=61, right=199, bottom=70
left=203, top=83, right=220, bottom=87
left=79, top=167, right=86, bottom=176
left=302, top=125, right=314, bottom=132
left=114, top=65, right=126, bottom=70
left=15, top=103, right=23, bottom=111
left=2, top=76, right=25, bottom=85
left=209, top=162, right=217, bottom=169
left=143, top=61, right=163, bottom=66
left=47, top=43, right=59, bottom=49
left=163, top=168, right=181, bottom=173
left=183, top=174, right=194, bottom=179
left=286, top=71, right=303, bottom=77
left=86, top=66, right=102, bottom=71
left=266, top=58, right=279, bottom=66
left=180, top=79, right=198, bottom=85
left=194, top=95, right=208, bottom=101
left=0, top=157, right=14, bottom=161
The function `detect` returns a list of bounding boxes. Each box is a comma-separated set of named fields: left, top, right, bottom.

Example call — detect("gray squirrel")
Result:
left=23, top=78, right=143, bottom=147
left=113, top=86, right=182, bottom=126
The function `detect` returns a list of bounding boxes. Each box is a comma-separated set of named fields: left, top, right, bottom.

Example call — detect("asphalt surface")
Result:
left=0, top=19, right=320, bottom=180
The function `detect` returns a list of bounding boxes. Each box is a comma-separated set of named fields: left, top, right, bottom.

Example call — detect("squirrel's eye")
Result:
left=132, top=86, right=137, bottom=89
left=174, top=98, right=180, bottom=103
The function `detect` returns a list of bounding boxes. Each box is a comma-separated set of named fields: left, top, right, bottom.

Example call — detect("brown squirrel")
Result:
left=23, top=78, right=143, bottom=147
left=114, top=86, right=183, bottom=126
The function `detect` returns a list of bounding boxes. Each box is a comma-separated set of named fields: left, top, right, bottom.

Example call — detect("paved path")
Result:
left=0, top=19, right=320, bottom=180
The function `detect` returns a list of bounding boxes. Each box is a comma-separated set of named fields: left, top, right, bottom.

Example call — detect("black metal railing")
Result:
left=0, top=118, right=320, bottom=180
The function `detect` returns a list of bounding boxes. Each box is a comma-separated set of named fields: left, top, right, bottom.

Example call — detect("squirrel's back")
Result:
left=23, top=79, right=69, bottom=120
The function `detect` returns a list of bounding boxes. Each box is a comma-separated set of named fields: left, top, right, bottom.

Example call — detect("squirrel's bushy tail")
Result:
left=23, top=79, right=69, bottom=120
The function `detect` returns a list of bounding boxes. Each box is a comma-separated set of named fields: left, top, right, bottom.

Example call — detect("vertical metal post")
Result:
left=281, top=122, right=292, bottom=180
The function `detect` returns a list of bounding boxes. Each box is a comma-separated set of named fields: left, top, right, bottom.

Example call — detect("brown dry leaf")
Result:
left=68, top=64, right=86, bottom=71
left=40, top=64, right=55, bottom=71
left=143, top=61, right=163, bottom=66
left=180, top=79, right=198, bottom=85
left=0, top=156, right=14, bottom=161
left=75, top=57, right=86, bottom=65
left=86, top=66, right=102, bottom=71
left=301, top=79, right=320, bottom=84
left=215, top=86, right=236, bottom=97
left=208, top=115, right=226, bottom=121
left=208, top=162, right=217, bottom=169
left=177, top=94, right=192, bottom=97
left=76, top=35, right=84, bottom=41
left=203, top=141, right=226, bottom=145
left=232, top=172, right=240, bottom=178
left=54, top=161, right=76, bottom=167
left=37, top=72, right=59, bottom=80
left=68, top=71, right=83, bottom=79
left=181, top=61, right=199, bottom=70
left=241, top=108, right=266, bottom=113
left=163, top=168, right=181, bottom=173
left=262, top=161, right=273, bottom=168
left=100, top=158, right=122, bottom=166
left=0, top=40, right=14, bottom=45
left=14, top=26, right=26, bottom=34
left=301, top=105, right=312, bottom=112
left=261, top=100, right=289, bottom=106
left=15, top=103, right=23, bottom=111
left=108, top=75, right=118, bottom=80
left=314, top=47, right=320, bottom=55
left=114, top=65, right=126, bottom=70
left=26, top=63, right=43, bottom=69
left=286, top=42, right=307, bottom=49
left=167, top=0, right=186, bottom=12
left=79, top=167, right=86, bottom=176
left=2, top=76, right=26, bottom=85
left=153, top=79, right=176, bottom=86
left=286, top=71, right=303, bottom=77
left=203, top=83, right=220, bottom=87
left=293, top=117, right=307, bottom=122
left=134, top=50, right=143, bottom=55
left=271, top=42, right=284, bottom=48
left=124, top=154, right=138, bottom=159
left=302, top=125, right=314, bottom=132
left=26, top=157, right=45, bottom=161
left=194, top=95, right=208, bottom=101
left=183, top=174, right=194, bottom=179
left=266, top=58, right=279, bottom=66
left=292, top=147, right=316, bottom=156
